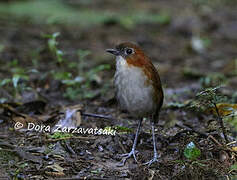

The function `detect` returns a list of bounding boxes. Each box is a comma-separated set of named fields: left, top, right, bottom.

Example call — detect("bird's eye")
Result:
left=125, top=48, right=133, bottom=55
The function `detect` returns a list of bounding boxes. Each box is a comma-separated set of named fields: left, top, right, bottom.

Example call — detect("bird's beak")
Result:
left=106, top=49, right=120, bottom=56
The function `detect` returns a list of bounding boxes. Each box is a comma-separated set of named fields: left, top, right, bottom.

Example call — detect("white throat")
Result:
left=116, top=55, right=127, bottom=67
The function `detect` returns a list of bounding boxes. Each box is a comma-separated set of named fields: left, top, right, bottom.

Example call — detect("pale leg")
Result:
left=117, top=118, right=143, bottom=166
left=143, top=121, right=159, bottom=166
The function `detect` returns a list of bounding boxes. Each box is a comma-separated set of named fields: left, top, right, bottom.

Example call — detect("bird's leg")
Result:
left=117, top=118, right=143, bottom=166
left=143, top=121, right=159, bottom=166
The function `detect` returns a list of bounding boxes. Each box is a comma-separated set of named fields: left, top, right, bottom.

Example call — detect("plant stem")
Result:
left=213, top=102, right=229, bottom=143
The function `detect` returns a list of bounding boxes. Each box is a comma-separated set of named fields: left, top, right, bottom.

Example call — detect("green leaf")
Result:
left=114, top=125, right=133, bottom=133
left=62, top=76, right=84, bottom=85
left=52, top=32, right=60, bottom=38
left=0, top=98, right=8, bottom=103
left=155, top=14, right=171, bottom=25
left=0, top=78, right=11, bottom=87
left=52, top=71, right=72, bottom=80
left=91, top=168, right=102, bottom=174
left=0, top=44, right=5, bottom=53
left=7, top=59, right=18, bottom=67
left=48, top=132, right=72, bottom=139
left=230, top=163, right=237, bottom=170
left=184, top=142, right=201, bottom=160
left=57, top=50, right=63, bottom=56
left=27, top=69, right=39, bottom=73
left=68, top=62, right=77, bottom=68
left=48, top=38, right=57, bottom=51
left=77, top=49, right=91, bottom=60
left=166, top=102, right=186, bottom=108
left=12, top=74, right=20, bottom=89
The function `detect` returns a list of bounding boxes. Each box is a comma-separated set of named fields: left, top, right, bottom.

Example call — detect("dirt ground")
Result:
left=0, top=0, right=237, bottom=179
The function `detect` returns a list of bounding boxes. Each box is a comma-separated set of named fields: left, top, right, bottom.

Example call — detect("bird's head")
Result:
left=106, top=42, right=149, bottom=67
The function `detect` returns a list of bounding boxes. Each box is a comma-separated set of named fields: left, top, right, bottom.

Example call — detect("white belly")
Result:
left=114, top=56, right=156, bottom=117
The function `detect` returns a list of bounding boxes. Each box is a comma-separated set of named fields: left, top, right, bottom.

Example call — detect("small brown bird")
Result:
left=106, top=42, right=164, bottom=166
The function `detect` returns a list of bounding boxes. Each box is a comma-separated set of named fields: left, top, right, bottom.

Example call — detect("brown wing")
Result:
left=145, top=58, right=164, bottom=123
left=126, top=52, right=164, bottom=123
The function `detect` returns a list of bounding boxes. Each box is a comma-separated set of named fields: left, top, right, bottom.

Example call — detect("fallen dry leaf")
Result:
left=205, top=103, right=237, bottom=116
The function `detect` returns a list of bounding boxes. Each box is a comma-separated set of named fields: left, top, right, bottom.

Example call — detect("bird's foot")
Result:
left=117, top=150, right=139, bottom=166
left=143, top=154, right=159, bottom=166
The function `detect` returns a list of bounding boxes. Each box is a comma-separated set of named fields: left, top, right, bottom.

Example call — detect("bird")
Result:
left=106, top=42, right=164, bottom=166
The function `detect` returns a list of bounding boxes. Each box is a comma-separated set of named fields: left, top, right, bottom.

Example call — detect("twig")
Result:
left=65, top=141, right=76, bottom=155
left=226, top=141, right=237, bottom=146
left=81, top=112, right=116, bottom=121
left=0, top=135, right=9, bottom=139
left=0, top=142, right=15, bottom=148
left=208, top=135, right=223, bottom=147
left=175, top=123, right=208, bottom=138
left=213, top=102, right=229, bottom=143
left=118, top=139, right=127, bottom=154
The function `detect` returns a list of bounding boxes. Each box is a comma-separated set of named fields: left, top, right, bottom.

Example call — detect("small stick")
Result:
left=226, top=141, right=236, bottom=146
left=208, top=135, right=223, bottom=147
left=65, top=141, right=76, bottom=154
left=118, top=139, right=127, bottom=154
left=213, top=103, right=229, bottom=143
left=81, top=112, right=116, bottom=121
left=175, top=123, right=208, bottom=138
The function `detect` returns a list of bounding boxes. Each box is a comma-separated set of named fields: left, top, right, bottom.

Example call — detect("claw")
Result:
left=117, top=119, right=143, bottom=166
left=143, top=157, right=158, bottom=166
left=117, top=150, right=139, bottom=166
left=119, top=150, right=138, bottom=158
left=143, top=153, right=160, bottom=166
